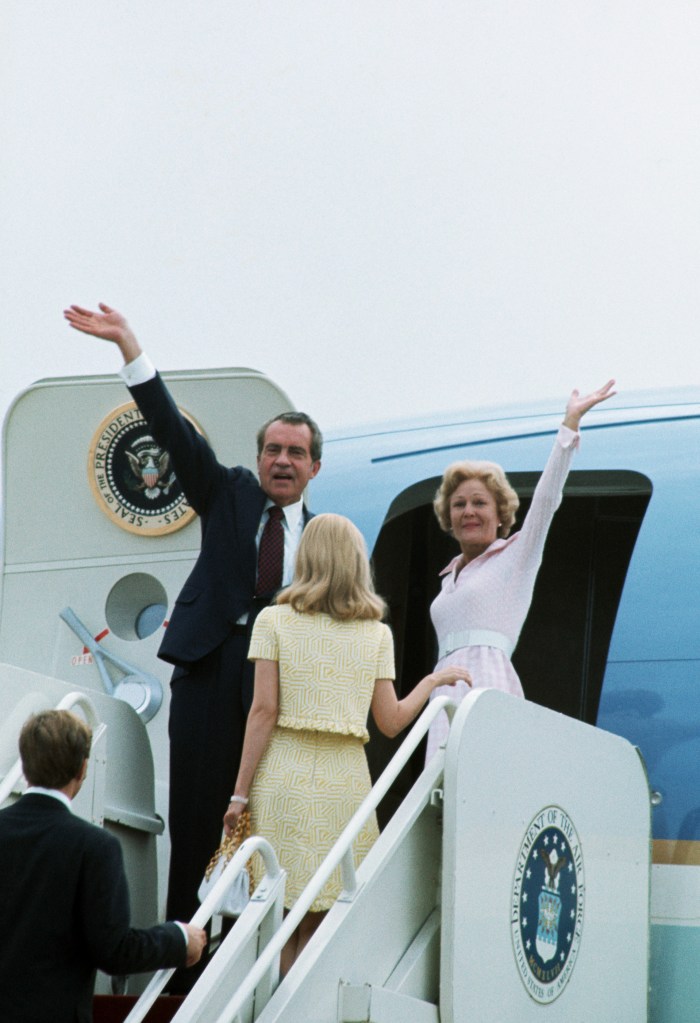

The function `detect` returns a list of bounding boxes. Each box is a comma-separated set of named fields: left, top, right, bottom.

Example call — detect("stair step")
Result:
left=92, top=995, right=185, bottom=1023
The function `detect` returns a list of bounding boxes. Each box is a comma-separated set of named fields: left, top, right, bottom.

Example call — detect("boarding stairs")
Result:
left=122, top=688, right=651, bottom=1023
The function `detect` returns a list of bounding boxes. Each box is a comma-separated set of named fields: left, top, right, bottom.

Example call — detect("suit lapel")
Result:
left=237, top=485, right=267, bottom=592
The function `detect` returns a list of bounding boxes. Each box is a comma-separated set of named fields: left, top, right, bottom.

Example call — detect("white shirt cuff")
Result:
left=119, top=351, right=157, bottom=387
left=558, top=423, right=580, bottom=449
left=174, top=921, right=189, bottom=947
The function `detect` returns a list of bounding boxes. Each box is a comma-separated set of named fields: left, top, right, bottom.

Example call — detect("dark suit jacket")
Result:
left=0, top=794, right=185, bottom=1023
left=129, top=373, right=312, bottom=667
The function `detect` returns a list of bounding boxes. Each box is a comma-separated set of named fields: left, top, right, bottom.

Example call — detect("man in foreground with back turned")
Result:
left=64, top=302, right=323, bottom=986
left=0, top=709, right=206, bottom=1023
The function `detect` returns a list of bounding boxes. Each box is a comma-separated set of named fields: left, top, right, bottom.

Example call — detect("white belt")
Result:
left=438, top=629, right=514, bottom=661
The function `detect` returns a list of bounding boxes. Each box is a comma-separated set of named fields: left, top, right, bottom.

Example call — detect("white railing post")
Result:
left=337, top=847, right=358, bottom=902
left=124, top=837, right=285, bottom=1023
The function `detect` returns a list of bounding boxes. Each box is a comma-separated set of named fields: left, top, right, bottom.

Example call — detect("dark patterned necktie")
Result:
left=255, top=505, right=285, bottom=596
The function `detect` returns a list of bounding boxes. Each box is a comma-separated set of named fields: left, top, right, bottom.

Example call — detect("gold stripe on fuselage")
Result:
left=653, top=840, right=700, bottom=866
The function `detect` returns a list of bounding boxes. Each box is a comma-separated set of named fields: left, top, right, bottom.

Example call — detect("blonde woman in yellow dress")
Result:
left=223, top=513, right=471, bottom=973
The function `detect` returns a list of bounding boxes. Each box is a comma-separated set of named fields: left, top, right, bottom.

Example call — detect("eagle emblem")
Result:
left=125, top=435, right=176, bottom=499
left=88, top=400, right=202, bottom=535
left=511, top=806, right=584, bottom=1004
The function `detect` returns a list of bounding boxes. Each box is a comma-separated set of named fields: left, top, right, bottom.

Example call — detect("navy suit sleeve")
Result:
left=129, top=372, right=239, bottom=516
left=79, top=829, right=185, bottom=975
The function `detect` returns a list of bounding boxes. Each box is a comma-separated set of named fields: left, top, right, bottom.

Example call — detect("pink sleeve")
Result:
left=515, top=425, right=579, bottom=560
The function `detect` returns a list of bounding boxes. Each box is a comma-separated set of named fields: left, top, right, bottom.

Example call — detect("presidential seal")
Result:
left=88, top=401, right=203, bottom=535
left=511, top=805, right=584, bottom=1004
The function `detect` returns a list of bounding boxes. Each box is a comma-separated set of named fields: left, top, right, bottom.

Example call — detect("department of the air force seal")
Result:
left=88, top=401, right=203, bottom=535
left=511, top=805, right=584, bottom=1004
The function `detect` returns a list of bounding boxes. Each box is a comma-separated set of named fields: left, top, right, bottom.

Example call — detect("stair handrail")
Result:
left=0, top=691, right=100, bottom=806
left=124, top=835, right=284, bottom=1023
left=212, top=694, right=458, bottom=1023
left=193, top=835, right=283, bottom=925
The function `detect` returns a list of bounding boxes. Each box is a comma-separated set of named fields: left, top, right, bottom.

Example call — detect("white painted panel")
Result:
left=441, top=689, right=650, bottom=1022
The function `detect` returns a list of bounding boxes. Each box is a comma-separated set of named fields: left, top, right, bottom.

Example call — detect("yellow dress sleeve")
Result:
left=248, top=606, right=279, bottom=661
left=376, top=623, right=396, bottom=680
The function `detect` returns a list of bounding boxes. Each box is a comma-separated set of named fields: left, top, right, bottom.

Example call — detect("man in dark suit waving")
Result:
left=0, top=710, right=206, bottom=1023
left=64, top=303, right=323, bottom=941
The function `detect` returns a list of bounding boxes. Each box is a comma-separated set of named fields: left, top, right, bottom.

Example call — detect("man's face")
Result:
left=257, top=421, right=321, bottom=506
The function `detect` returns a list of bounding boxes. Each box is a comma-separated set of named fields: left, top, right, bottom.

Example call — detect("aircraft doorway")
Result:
left=368, top=469, right=651, bottom=822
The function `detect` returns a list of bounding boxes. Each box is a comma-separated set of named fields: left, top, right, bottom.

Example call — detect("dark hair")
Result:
left=256, top=412, right=323, bottom=463
left=19, top=710, right=92, bottom=789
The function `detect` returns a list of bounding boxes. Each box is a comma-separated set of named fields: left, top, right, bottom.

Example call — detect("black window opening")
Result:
left=368, top=469, right=652, bottom=825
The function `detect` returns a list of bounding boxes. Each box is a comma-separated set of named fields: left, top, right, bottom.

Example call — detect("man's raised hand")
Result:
left=64, top=303, right=142, bottom=363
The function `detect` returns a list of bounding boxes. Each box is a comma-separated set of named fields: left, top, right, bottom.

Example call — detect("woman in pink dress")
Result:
left=425, top=381, right=616, bottom=761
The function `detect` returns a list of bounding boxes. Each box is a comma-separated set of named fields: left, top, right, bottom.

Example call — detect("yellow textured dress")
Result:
left=247, top=604, right=395, bottom=911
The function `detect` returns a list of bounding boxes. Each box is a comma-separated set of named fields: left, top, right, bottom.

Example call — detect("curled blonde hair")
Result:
left=277, top=513, right=386, bottom=621
left=433, top=461, right=520, bottom=539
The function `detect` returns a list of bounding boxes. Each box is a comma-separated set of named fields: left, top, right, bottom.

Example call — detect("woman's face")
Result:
left=449, top=478, right=500, bottom=559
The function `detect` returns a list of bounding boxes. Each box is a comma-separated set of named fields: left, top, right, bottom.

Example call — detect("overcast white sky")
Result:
left=2, top=1, right=700, bottom=436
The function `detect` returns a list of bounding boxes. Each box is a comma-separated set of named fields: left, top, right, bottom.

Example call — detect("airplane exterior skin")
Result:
left=0, top=372, right=698, bottom=1019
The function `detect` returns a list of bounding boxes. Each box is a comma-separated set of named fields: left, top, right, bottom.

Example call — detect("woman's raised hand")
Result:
left=563, top=379, right=616, bottom=430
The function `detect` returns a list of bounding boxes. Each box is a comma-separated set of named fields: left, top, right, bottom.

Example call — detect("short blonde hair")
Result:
left=277, top=513, right=386, bottom=621
left=433, top=461, right=520, bottom=539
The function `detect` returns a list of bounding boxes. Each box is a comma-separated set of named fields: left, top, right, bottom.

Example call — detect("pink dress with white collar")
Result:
left=426, top=425, right=579, bottom=761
